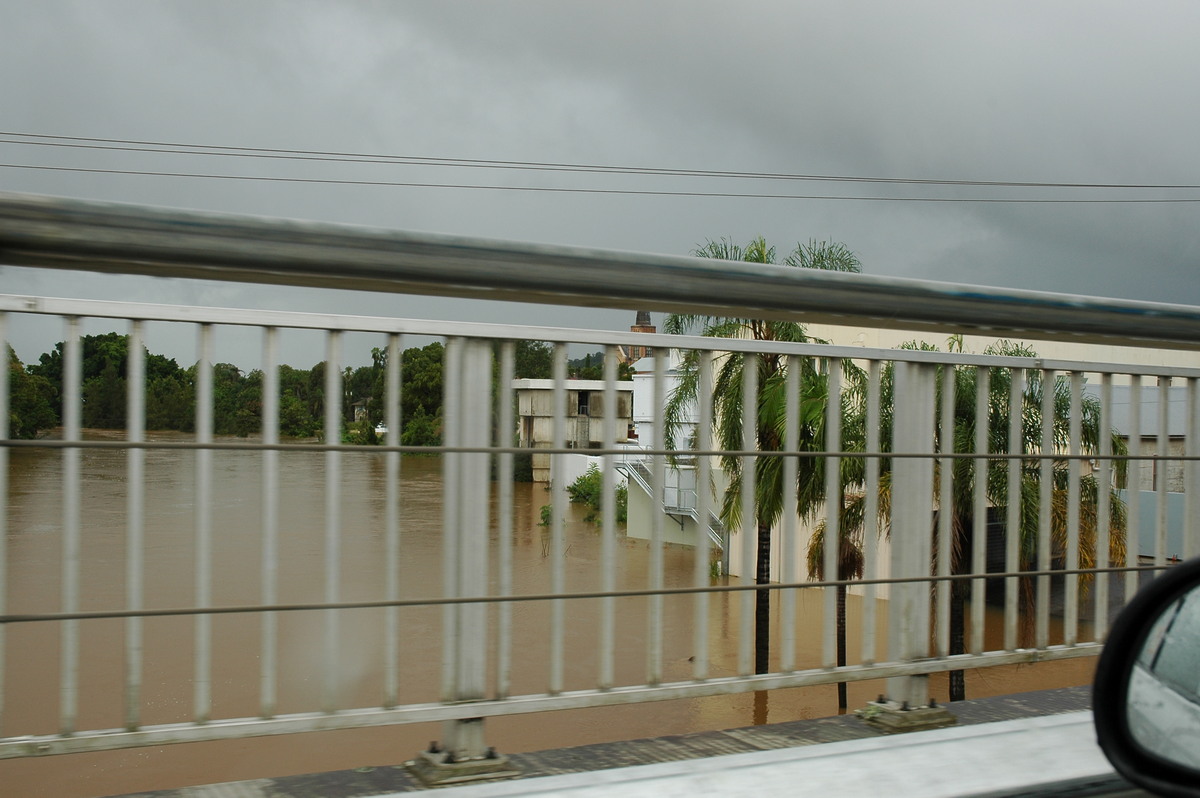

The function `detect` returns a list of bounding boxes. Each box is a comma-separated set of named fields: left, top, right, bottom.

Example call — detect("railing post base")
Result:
left=858, top=698, right=957, bottom=733
left=406, top=717, right=520, bottom=787
left=405, top=740, right=520, bottom=787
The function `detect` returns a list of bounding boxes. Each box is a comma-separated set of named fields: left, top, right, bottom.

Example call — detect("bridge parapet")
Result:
left=1, top=193, right=1197, bottom=786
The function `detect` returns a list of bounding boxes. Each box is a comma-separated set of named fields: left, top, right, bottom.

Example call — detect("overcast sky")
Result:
left=2, top=1, right=1199, bottom=366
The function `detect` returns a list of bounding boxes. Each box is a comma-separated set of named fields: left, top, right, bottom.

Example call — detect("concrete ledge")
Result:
left=426, top=714, right=1119, bottom=798
left=111, top=687, right=1107, bottom=797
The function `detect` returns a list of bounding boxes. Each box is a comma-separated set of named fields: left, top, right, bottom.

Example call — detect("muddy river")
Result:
left=1, top=433, right=1096, bottom=797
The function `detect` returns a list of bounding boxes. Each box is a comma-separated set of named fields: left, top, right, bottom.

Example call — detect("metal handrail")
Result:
left=5, top=191, right=1200, bottom=348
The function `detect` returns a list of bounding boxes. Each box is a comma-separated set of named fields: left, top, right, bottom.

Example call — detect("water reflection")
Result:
left=2, top=434, right=1099, bottom=797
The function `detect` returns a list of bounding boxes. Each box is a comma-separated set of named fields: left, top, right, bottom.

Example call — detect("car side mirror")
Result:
left=1094, top=556, right=1200, bottom=797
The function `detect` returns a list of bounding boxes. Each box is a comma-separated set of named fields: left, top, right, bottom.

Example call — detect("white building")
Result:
left=514, top=378, right=633, bottom=483
left=623, top=326, right=1200, bottom=580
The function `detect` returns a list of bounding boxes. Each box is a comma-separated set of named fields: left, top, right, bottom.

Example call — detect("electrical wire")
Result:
left=3, top=131, right=1199, bottom=203
left=2, top=130, right=1198, bottom=191
left=3, top=162, right=1200, bottom=202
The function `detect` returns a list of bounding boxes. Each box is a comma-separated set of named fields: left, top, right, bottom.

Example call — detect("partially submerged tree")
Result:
left=810, top=339, right=1128, bottom=702
left=664, top=236, right=862, bottom=674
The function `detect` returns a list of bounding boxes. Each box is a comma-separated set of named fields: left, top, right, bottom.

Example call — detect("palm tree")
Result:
left=810, top=338, right=1128, bottom=702
left=664, top=236, right=862, bottom=675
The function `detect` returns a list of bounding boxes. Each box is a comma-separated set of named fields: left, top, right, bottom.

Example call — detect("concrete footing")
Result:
left=404, top=748, right=521, bottom=786
left=857, top=698, right=957, bottom=733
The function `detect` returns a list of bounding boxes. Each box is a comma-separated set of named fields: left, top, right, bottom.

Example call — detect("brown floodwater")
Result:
left=2, top=432, right=1097, bottom=797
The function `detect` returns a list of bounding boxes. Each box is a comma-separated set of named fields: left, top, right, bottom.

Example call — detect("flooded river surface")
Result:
left=2, top=433, right=1097, bottom=797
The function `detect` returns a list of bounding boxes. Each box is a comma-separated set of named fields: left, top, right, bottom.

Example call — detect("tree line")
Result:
left=7, top=334, right=623, bottom=442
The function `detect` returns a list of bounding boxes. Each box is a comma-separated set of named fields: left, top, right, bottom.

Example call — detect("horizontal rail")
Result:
left=5, top=192, right=1200, bottom=349
left=7, top=293, right=1200, bottom=377
left=4, top=438, right=1197, bottom=465
left=0, top=645, right=1102, bottom=760
left=0, top=565, right=1168, bottom=625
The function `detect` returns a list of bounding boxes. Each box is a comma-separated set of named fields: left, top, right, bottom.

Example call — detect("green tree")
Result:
left=212, top=362, right=256, bottom=436
left=28, top=332, right=130, bottom=429
left=143, top=352, right=192, bottom=431
left=277, top=364, right=320, bottom=438
left=82, top=360, right=126, bottom=428
left=8, top=347, right=58, bottom=438
left=146, top=371, right=194, bottom=431
left=398, top=342, right=444, bottom=446
left=569, top=352, right=603, bottom=380
left=26, top=333, right=196, bottom=432
left=514, top=340, right=552, bottom=379
left=401, top=405, right=441, bottom=448
left=345, top=361, right=382, bottom=434
left=809, top=339, right=1128, bottom=703
left=664, top=236, right=863, bottom=675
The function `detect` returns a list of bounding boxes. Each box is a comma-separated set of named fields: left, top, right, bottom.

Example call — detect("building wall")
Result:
left=1129, top=437, right=1186, bottom=493
left=803, top=324, right=1200, bottom=377
left=625, top=473, right=706, bottom=549
left=515, top=379, right=633, bottom=482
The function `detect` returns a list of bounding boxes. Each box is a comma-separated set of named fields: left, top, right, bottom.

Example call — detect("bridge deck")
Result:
left=112, top=687, right=1133, bottom=797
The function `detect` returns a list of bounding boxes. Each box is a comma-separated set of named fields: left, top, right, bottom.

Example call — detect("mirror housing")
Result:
left=1094, top=556, right=1200, bottom=797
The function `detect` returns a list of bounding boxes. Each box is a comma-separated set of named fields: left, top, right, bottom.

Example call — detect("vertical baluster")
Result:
left=861, top=360, right=882, bottom=665
left=125, top=320, right=145, bottom=730
left=1004, top=367, right=1024, bottom=652
left=1065, top=372, right=1083, bottom=646
left=823, top=358, right=842, bottom=670
left=936, top=364, right=955, bottom=658
left=779, top=356, right=800, bottom=673
left=599, top=345, right=617, bottom=689
left=1125, top=376, right=1142, bottom=603
left=970, top=366, right=989, bottom=655
left=1156, top=377, right=1170, bottom=567
left=739, top=354, right=757, bottom=676
left=459, top=341, right=491, bottom=723
left=441, top=339, right=462, bottom=702
left=1095, top=374, right=1113, bottom=638
left=648, top=350, right=666, bottom=685
left=1186, top=378, right=1199, bottom=561
left=322, top=331, right=342, bottom=713
left=550, top=343, right=567, bottom=694
left=194, top=324, right=213, bottom=723
left=260, top=327, right=279, bottom=717
left=886, top=361, right=935, bottom=709
left=439, top=339, right=495, bottom=763
left=384, top=333, right=402, bottom=707
left=62, top=317, right=82, bottom=734
left=0, top=313, right=9, bottom=731
left=692, top=351, right=714, bottom=680
left=1036, top=369, right=1055, bottom=649
left=496, top=341, right=514, bottom=698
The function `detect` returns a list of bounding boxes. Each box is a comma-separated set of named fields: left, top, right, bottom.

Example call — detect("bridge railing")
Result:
left=2, top=192, right=1199, bottom=772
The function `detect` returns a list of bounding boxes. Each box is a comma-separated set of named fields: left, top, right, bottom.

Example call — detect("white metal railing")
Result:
left=2, top=193, right=1200, bottom=770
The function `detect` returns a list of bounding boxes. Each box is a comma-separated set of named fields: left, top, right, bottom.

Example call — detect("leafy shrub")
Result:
left=566, top=465, right=627, bottom=526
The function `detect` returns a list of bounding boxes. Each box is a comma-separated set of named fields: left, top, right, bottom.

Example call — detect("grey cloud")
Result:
left=2, top=0, right=1200, bottom=362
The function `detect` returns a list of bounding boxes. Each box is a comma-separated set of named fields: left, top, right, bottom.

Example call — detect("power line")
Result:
left=5, top=161, right=1200, bottom=203
left=2, top=130, right=1198, bottom=191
